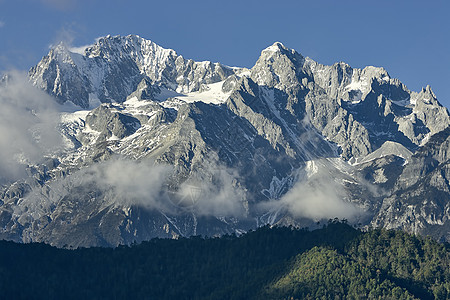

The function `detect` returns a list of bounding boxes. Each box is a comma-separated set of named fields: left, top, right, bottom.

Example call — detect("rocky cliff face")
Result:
left=0, top=35, right=448, bottom=247
left=29, top=35, right=237, bottom=109
left=371, top=128, right=450, bottom=242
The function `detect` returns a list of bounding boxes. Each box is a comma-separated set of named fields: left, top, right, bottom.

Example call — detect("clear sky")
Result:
left=1, top=0, right=449, bottom=107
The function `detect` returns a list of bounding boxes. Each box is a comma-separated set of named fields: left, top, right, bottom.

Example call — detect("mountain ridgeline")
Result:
left=0, top=34, right=449, bottom=247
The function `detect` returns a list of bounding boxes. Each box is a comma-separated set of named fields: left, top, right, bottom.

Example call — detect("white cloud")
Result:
left=16, top=156, right=249, bottom=221
left=50, top=24, right=90, bottom=54
left=176, top=164, right=247, bottom=217
left=68, top=44, right=93, bottom=55
left=0, top=21, right=4, bottom=28
left=258, top=161, right=362, bottom=221
left=97, top=159, right=173, bottom=210
left=50, top=26, right=76, bottom=48
left=0, top=72, right=62, bottom=183
left=17, top=158, right=174, bottom=216
left=84, top=158, right=247, bottom=217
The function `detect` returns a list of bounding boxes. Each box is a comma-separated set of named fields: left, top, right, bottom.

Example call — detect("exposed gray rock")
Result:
left=29, top=35, right=238, bottom=108
left=85, top=104, right=141, bottom=140
left=221, top=74, right=239, bottom=93
left=0, top=36, right=449, bottom=247
left=397, top=127, right=450, bottom=189
left=358, top=141, right=412, bottom=165
left=126, top=77, right=161, bottom=101
left=371, top=128, right=450, bottom=242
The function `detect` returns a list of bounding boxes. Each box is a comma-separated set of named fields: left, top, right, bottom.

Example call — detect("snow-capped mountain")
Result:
left=29, top=35, right=239, bottom=109
left=1, top=34, right=449, bottom=247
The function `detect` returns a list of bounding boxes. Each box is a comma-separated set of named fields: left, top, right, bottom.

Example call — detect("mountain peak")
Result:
left=251, top=42, right=306, bottom=88
left=5, top=34, right=450, bottom=246
left=51, top=41, right=71, bottom=56
left=422, top=85, right=436, bottom=98
left=260, top=41, right=301, bottom=58
left=263, top=41, right=287, bottom=52
left=28, top=34, right=237, bottom=108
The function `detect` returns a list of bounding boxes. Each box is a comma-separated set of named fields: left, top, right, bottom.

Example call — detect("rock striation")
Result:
left=0, top=35, right=448, bottom=247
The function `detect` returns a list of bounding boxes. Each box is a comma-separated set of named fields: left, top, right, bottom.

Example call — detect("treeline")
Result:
left=0, top=221, right=448, bottom=299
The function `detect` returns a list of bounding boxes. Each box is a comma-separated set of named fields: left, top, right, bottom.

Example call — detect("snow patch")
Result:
left=305, top=160, right=319, bottom=177
left=391, top=98, right=411, bottom=107
left=60, top=110, right=90, bottom=123
left=262, top=176, right=292, bottom=200
left=344, top=78, right=370, bottom=103
left=68, top=44, right=94, bottom=55
left=156, top=80, right=232, bottom=105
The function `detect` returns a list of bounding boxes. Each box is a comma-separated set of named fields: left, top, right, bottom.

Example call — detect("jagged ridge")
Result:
left=0, top=35, right=448, bottom=247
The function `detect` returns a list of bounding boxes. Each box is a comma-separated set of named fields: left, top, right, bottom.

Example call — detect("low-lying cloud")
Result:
left=259, top=160, right=362, bottom=221
left=27, top=157, right=357, bottom=221
left=17, top=158, right=173, bottom=216
left=0, top=72, right=62, bottom=183
left=20, top=157, right=248, bottom=219
left=97, top=159, right=173, bottom=210
left=175, top=164, right=247, bottom=217
left=95, top=158, right=247, bottom=217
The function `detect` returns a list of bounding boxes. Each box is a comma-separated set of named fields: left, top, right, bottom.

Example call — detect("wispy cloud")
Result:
left=50, top=26, right=77, bottom=48
left=49, top=24, right=90, bottom=53
left=0, top=72, right=62, bottom=183
left=258, top=160, right=362, bottom=221
left=97, top=159, right=173, bottom=210
left=18, top=154, right=248, bottom=220
left=0, top=21, right=5, bottom=28
left=16, top=158, right=173, bottom=218
left=175, top=163, right=247, bottom=217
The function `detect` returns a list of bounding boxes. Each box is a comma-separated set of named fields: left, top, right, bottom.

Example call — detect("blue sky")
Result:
left=1, top=0, right=449, bottom=107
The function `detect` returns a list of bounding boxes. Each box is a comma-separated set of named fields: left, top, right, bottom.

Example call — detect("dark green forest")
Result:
left=0, top=221, right=448, bottom=299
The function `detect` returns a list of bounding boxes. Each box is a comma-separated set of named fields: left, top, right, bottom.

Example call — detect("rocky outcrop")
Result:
left=0, top=36, right=448, bottom=247
left=370, top=128, right=450, bottom=242
left=29, top=35, right=237, bottom=108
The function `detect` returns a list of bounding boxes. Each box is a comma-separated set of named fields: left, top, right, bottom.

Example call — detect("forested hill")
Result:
left=0, top=222, right=449, bottom=299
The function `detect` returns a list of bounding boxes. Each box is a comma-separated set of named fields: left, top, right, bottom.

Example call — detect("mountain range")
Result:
left=0, top=34, right=449, bottom=247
